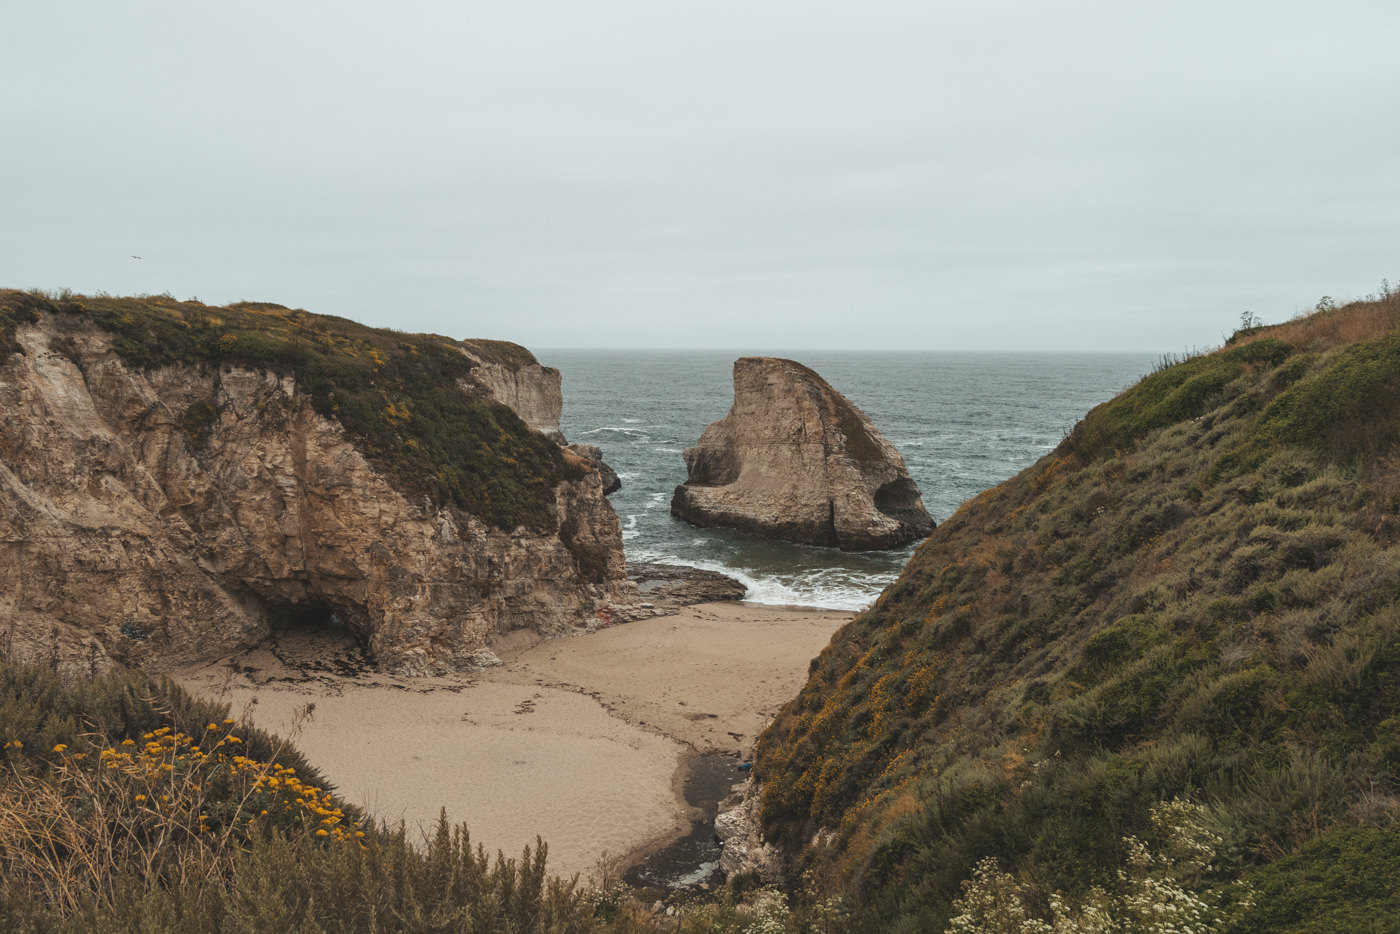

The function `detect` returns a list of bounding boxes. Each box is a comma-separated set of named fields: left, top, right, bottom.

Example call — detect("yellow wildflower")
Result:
left=52, top=744, right=67, bottom=753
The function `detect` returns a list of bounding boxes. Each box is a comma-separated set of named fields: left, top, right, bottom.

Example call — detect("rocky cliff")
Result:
left=0, top=291, right=637, bottom=676
left=458, top=344, right=623, bottom=494
left=671, top=357, right=934, bottom=550
left=460, top=341, right=566, bottom=443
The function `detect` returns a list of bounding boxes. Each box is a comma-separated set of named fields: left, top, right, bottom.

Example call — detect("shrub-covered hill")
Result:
left=0, top=290, right=573, bottom=531
left=754, top=292, right=1400, bottom=931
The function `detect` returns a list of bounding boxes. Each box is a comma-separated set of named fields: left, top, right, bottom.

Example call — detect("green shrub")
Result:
left=1250, top=330, right=1400, bottom=466
left=1229, top=825, right=1400, bottom=933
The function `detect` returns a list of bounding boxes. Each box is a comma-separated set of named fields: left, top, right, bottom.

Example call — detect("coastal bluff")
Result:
left=670, top=356, right=934, bottom=550
left=0, top=291, right=637, bottom=676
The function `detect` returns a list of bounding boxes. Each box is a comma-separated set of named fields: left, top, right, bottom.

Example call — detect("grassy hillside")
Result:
left=0, top=290, right=575, bottom=531
left=754, top=292, right=1400, bottom=931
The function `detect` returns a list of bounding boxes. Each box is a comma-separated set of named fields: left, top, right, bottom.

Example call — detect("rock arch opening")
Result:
left=873, top=477, right=931, bottom=527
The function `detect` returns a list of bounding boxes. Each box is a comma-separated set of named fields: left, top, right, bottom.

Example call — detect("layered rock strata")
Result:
left=671, top=357, right=934, bottom=550
left=0, top=299, right=637, bottom=676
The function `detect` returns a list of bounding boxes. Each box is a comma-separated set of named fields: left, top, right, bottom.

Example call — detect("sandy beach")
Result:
left=174, top=601, right=851, bottom=878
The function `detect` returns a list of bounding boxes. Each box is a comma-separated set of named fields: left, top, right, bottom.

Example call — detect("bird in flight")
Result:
left=130, top=255, right=141, bottom=260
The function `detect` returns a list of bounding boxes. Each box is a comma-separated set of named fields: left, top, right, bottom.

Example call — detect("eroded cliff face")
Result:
left=461, top=344, right=566, bottom=443
left=671, top=357, right=934, bottom=550
left=0, top=307, right=636, bottom=676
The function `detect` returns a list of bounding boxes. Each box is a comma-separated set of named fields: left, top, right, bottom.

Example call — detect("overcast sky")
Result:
left=3, top=2, right=1397, bottom=352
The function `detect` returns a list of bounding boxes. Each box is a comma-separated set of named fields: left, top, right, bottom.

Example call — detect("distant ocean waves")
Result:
left=549, top=349, right=1159, bottom=613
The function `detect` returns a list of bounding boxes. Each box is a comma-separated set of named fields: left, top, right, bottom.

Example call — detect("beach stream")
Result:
left=625, top=754, right=747, bottom=894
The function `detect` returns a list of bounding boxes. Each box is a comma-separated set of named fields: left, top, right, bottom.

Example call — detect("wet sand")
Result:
left=174, top=601, right=851, bottom=878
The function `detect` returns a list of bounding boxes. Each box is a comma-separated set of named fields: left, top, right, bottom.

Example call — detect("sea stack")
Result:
left=671, top=357, right=934, bottom=550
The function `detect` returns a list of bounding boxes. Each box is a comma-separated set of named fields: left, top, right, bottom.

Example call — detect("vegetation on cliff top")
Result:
left=0, top=290, right=575, bottom=531
left=754, top=289, right=1400, bottom=931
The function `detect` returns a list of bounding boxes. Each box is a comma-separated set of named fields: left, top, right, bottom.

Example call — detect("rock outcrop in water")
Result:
left=670, top=357, right=934, bottom=550
left=0, top=291, right=639, bottom=676
left=628, top=562, right=747, bottom=606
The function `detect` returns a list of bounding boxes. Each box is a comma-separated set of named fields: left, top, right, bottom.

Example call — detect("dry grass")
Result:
left=1234, top=293, right=1400, bottom=353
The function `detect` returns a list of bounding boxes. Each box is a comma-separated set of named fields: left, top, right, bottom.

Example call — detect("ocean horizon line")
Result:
left=535, top=346, right=1172, bottom=356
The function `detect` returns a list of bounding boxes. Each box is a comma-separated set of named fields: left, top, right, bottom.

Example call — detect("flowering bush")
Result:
left=1, top=713, right=363, bottom=914
left=947, top=800, right=1252, bottom=933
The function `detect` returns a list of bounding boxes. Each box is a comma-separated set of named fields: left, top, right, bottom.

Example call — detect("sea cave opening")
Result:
left=260, top=598, right=373, bottom=673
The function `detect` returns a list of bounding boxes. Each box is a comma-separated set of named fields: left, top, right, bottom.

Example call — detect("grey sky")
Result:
left=4, top=1, right=1397, bottom=352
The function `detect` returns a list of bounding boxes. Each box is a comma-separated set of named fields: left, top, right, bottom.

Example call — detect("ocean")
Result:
left=543, top=350, right=1159, bottom=611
